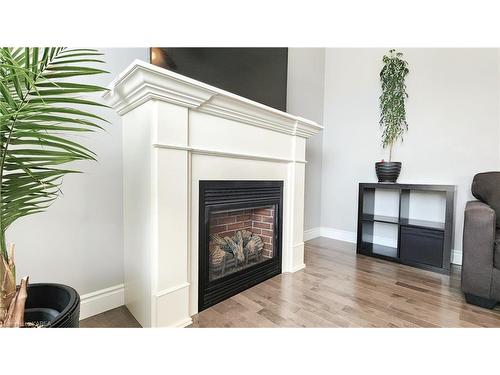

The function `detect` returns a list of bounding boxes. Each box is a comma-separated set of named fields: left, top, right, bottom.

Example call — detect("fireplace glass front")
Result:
left=208, top=205, right=276, bottom=281
left=199, top=180, right=283, bottom=311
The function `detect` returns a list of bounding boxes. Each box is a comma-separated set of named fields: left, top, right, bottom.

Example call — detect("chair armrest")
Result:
left=462, top=201, right=497, bottom=296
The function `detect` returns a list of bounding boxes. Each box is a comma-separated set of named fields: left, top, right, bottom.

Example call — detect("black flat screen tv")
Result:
left=150, top=48, right=288, bottom=111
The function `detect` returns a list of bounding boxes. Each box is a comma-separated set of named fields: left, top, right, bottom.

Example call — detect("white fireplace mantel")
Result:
left=104, top=60, right=322, bottom=327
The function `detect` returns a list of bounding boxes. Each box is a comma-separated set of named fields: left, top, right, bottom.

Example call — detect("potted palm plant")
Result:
left=0, top=47, right=108, bottom=327
left=376, top=49, right=409, bottom=183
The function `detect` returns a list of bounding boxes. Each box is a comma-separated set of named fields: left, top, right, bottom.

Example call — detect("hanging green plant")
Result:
left=379, top=49, right=409, bottom=162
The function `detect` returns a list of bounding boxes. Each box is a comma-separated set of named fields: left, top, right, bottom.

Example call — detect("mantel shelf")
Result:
left=103, top=60, right=323, bottom=138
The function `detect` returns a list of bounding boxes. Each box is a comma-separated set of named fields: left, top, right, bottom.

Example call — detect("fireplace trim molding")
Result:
left=153, top=143, right=308, bottom=164
left=104, top=59, right=320, bottom=137
left=104, top=60, right=323, bottom=327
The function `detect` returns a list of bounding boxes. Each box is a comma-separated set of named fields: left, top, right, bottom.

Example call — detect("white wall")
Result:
left=287, top=48, right=325, bottom=230
left=320, top=48, right=500, bottom=258
left=7, top=48, right=149, bottom=294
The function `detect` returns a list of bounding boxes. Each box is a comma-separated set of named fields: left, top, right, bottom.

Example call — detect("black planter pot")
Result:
left=24, top=283, right=80, bottom=328
left=375, top=161, right=402, bottom=183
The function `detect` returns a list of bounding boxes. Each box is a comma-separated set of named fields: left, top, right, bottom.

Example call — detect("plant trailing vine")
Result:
left=379, top=49, right=409, bottom=162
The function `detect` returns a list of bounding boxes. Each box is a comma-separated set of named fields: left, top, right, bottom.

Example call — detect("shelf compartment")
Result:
left=361, top=242, right=398, bottom=258
left=400, top=189, right=446, bottom=227
left=399, top=218, right=445, bottom=231
left=361, top=221, right=398, bottom=258
left=400, top=226, right=444, bottom=268
left=362, top=188, right=400, bottom=218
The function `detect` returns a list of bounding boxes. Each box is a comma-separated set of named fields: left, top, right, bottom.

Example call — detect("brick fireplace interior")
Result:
left=208, top=205, right=276, bottom=281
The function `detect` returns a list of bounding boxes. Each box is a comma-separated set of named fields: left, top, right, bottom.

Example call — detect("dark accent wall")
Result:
left=150, top=48, right=288, bottom=111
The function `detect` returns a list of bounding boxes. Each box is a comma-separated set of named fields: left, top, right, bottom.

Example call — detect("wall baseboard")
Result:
left=304, top=227, right=321, bottom=241
left=79, top=284, right=125, bottom=320
left=451, top=250, right=462, bottom=266
left=175, top=317, right=194, bottom=328
left=305, top=227, right=462, bottom=266
left=319, top=227, right=357, bottom=243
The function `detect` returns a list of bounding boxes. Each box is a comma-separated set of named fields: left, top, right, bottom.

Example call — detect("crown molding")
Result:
left=103, top=60, right=323, bottom=139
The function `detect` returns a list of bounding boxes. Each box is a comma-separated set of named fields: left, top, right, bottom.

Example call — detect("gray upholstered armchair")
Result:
left=462, top=172, right=500, bottom=308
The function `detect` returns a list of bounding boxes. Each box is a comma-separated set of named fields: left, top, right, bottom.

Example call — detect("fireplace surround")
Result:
left=104, top=60, right=322, bottom=327
left=199, top=180, right=283, bottom=310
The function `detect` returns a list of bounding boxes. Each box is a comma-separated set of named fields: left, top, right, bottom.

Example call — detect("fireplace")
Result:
left=104, top=60, right=322, bottom=327
left=199, top=181, right=283, bottom=310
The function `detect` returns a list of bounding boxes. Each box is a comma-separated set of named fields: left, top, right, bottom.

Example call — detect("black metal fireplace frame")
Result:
left=198, top=180, right=283, bottom=311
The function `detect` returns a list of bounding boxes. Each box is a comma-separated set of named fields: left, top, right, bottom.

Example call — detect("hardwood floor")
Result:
left=80, top=306, right=141, bottom=328
left=79, top=238, right=500, bottom=328
left=189, top=237, right=500, bottom=327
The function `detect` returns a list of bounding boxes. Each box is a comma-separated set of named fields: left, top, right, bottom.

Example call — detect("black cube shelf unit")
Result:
left=357, top=183, right=455, bottom=274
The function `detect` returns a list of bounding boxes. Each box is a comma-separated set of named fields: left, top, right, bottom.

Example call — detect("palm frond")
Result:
left=0, top=47, right=108, bottom=259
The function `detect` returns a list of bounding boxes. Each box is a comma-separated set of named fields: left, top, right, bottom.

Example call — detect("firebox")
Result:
left=198, top=180, right=283, bottom=311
